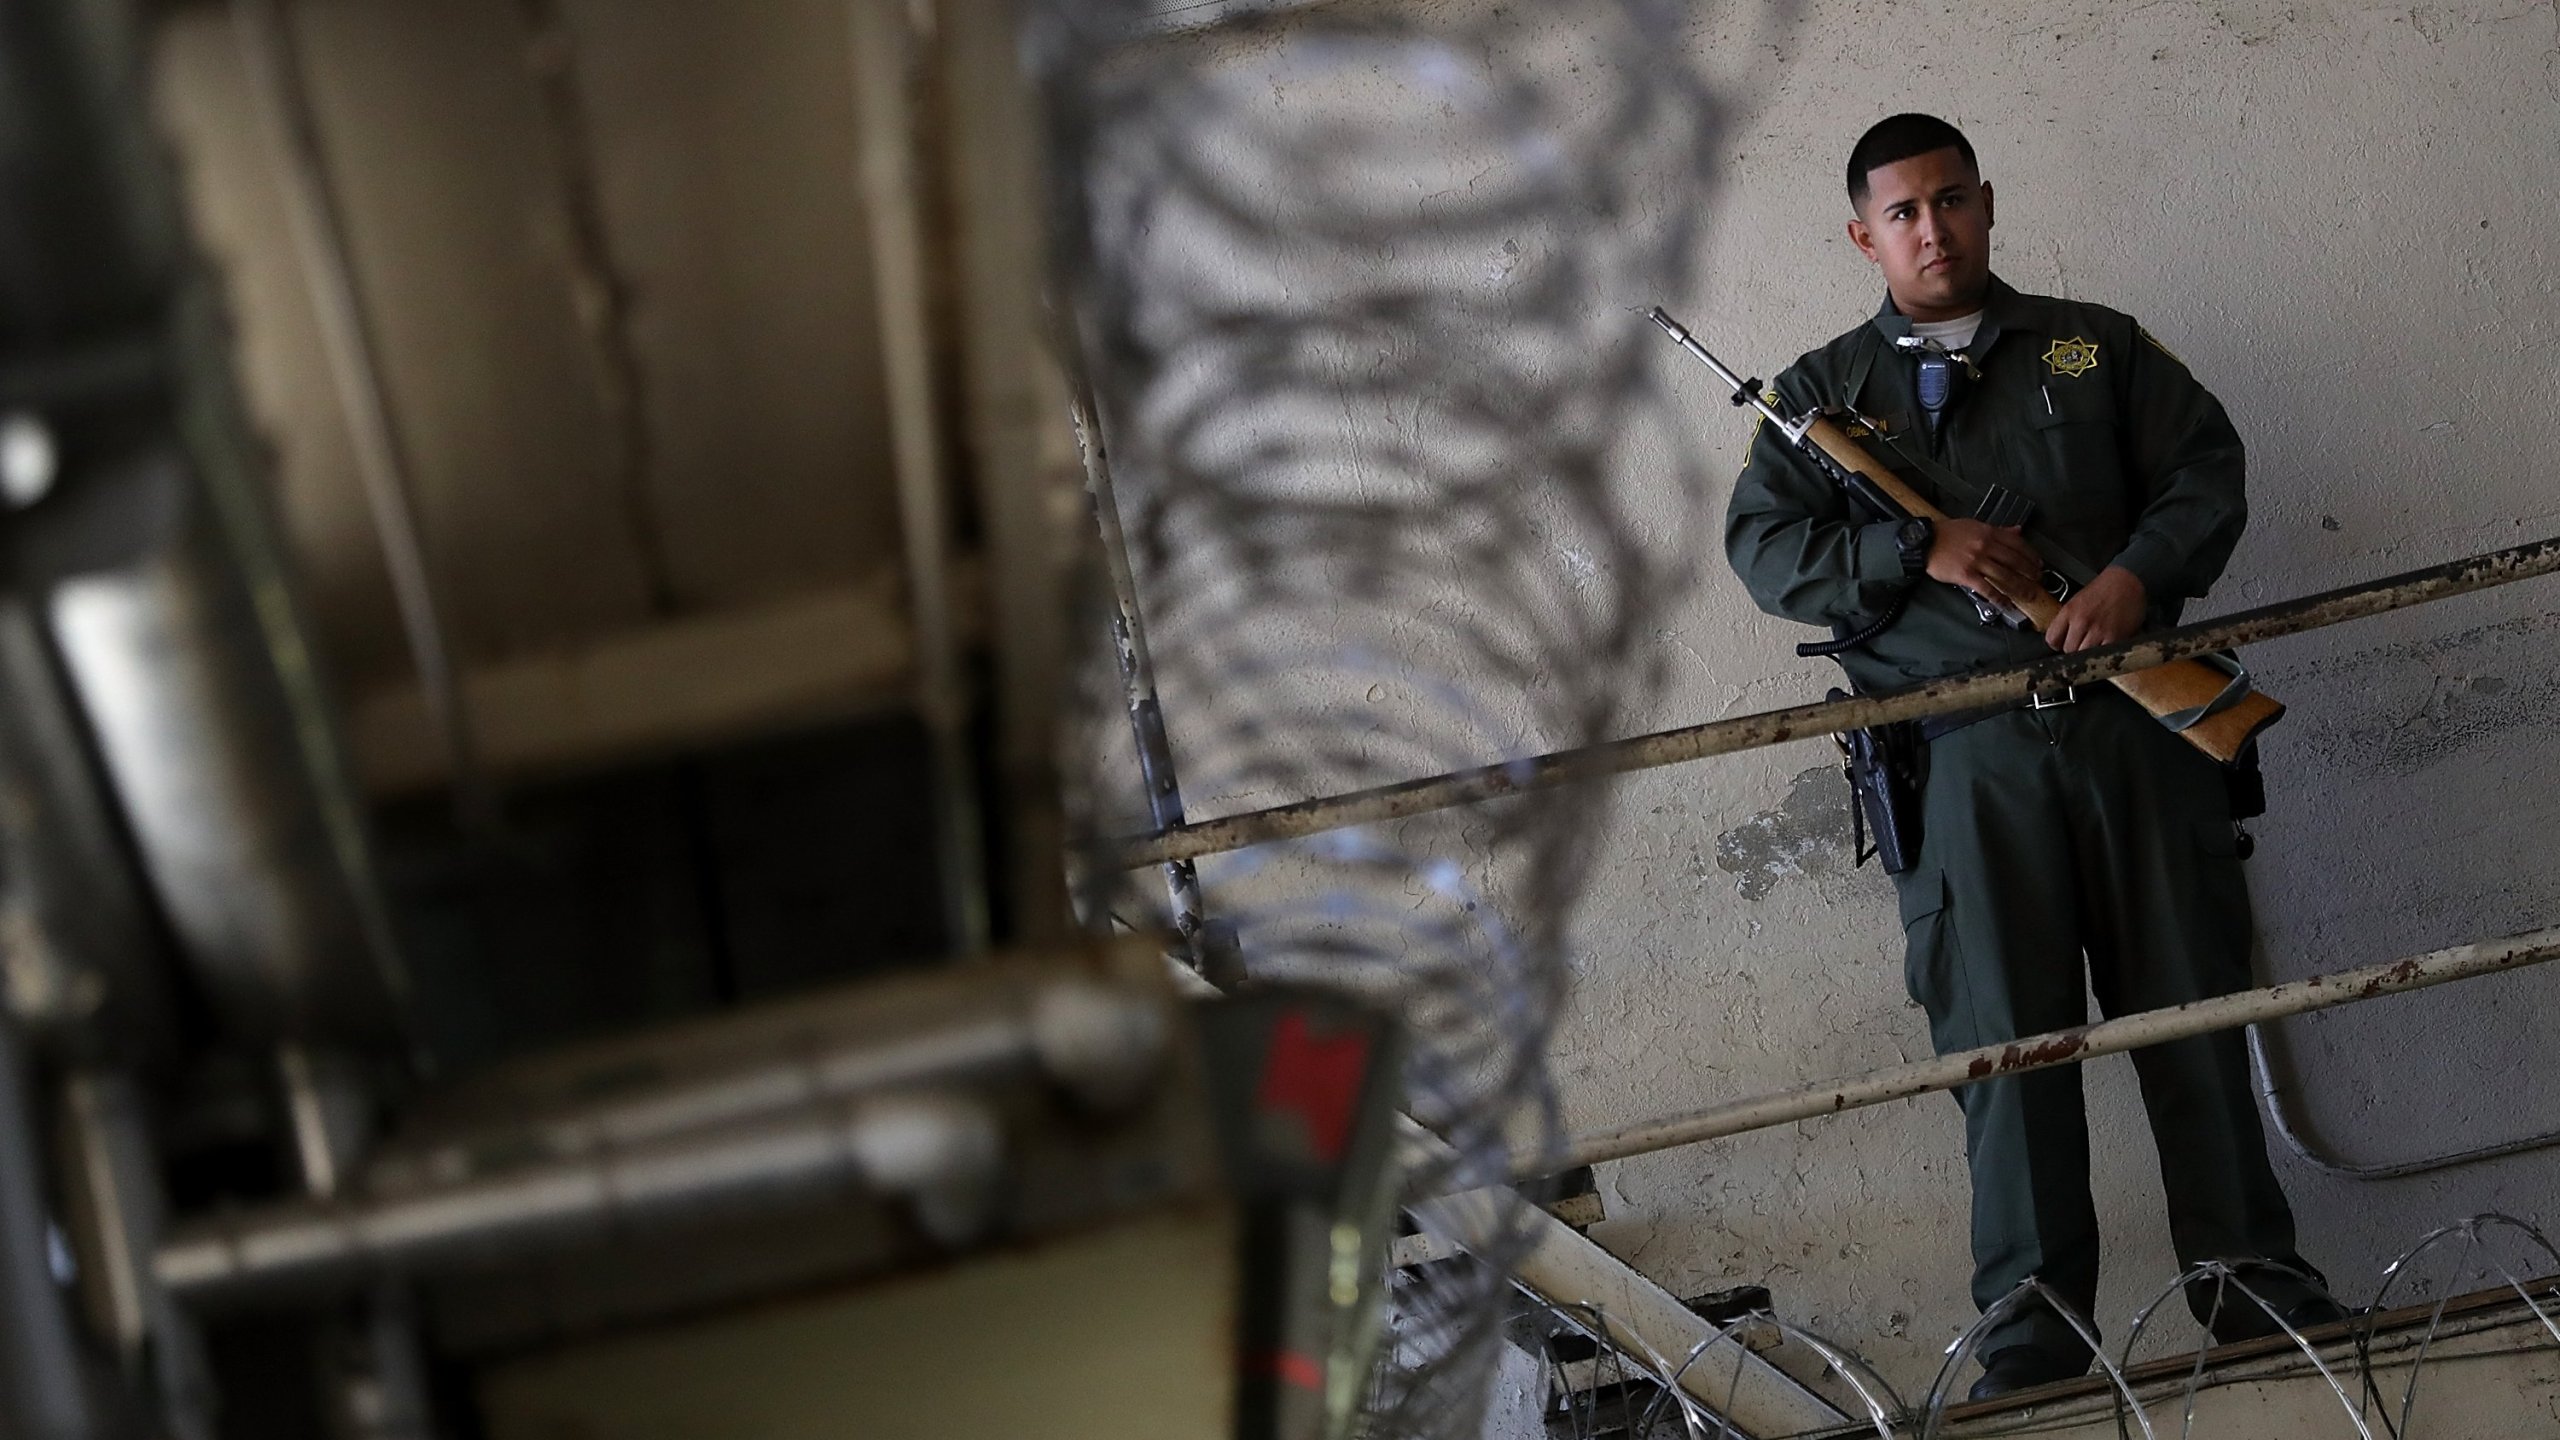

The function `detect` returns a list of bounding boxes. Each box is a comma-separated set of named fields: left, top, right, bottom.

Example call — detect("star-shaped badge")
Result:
left=2044, top=336, right=2100, bottom=378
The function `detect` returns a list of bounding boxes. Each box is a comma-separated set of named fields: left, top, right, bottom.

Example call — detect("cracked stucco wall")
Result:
left=1110, top=0, right=2560, bottom=1409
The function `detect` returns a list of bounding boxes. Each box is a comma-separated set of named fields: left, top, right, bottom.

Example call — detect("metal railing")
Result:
left=1085, top=527, right=2560, bottom=1186
left=1092, top=532, right=2560, bottom=871
left=1533, top=926, right=2560, bottom=1179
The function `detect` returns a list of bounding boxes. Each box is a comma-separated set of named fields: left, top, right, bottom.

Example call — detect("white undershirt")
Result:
left=1908, top=311, right=1985, bottom=351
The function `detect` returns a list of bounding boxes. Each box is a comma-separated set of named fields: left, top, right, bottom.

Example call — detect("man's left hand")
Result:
left=2044, top=565, right=2147, bottom=652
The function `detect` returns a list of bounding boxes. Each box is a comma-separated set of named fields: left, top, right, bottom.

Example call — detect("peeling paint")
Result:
left=1713, top=765, right=1853, bottom=900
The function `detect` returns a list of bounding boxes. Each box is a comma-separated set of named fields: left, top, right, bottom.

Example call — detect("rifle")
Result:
left=1651, top=307, right=2283, bottom=766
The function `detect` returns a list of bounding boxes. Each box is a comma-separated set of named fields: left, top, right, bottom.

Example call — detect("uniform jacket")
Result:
left=1722, top=274, right=2247, bottom=698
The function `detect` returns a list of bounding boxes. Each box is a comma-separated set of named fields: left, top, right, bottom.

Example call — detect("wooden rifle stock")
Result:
left=1800, top=414, right=2283, bottom=764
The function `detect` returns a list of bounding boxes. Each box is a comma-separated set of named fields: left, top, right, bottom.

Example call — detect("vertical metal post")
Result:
left=327, top=1284, right=436, bottom=1440
left=278, top=1047, right=438, bottom=1440
left=848, top=0, right=990, bottom=957
left=1066, top=388, right=1238, bottom=986
left=936, top=0, right=1075, bottom=943
left=231, top=0, right=489, bottom=826
left=0, top=1018, right=95, bottom=1440
left=58, top=1073, right=214, bottom=1440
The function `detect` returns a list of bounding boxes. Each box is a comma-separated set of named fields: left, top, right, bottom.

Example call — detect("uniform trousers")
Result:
left=1890, top=687, right=2311, bottom=1354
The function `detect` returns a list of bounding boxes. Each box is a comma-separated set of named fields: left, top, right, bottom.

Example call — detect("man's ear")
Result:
left=1846, top=216, right=1879, bottom=264
left=1980, top=180, right=1995, bottom=231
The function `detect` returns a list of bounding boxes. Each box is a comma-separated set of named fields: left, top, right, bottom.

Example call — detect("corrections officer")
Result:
left=1722, top=114, right=2335, bottom=1399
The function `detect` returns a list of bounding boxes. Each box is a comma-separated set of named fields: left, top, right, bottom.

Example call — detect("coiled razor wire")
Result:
left=1500, top=1214, right=2560, bottom=1438
left=1030, top=2, right=1735, bottom=1434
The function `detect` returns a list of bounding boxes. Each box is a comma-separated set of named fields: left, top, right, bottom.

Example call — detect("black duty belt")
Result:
left=1916, top=650, right=2255, bottom=743
left=1918, top=684, right=2084, bottom=742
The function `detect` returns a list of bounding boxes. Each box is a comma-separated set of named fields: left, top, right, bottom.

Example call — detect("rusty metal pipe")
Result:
left=1067, top=383, right=1235, bottom=982
left=1526, top=925, right=2560, bottom=1178
left=1097, top=533, right=2560, bottom=870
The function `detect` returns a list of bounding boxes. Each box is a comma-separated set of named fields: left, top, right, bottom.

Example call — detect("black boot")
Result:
left=2200, top=1262, right=2353, bottom=1344
left=1968, top=1345, right=2094, bottom=1402
left=2210, top=1292, right=2355, bottom=1344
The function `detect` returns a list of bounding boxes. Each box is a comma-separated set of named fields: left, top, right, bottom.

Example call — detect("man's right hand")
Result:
left=1925, top=518, right=2043, bottom=602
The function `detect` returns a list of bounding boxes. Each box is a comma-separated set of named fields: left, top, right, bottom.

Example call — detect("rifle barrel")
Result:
left=1649, top=307, right=1796, bottom=433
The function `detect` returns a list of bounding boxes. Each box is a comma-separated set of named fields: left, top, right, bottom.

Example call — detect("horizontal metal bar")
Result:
left=365, top=1016, right=1032, bottom=1196
left=364, top=962, right=1164, bottom=1194
left=158, top=1090, right=1003, bottom=1308
left=160, top=956, right=1175, bottom=1308
left=1532, top=925, right=2560, bottom=1177
left=1095, top=532, right=2560, bottom=869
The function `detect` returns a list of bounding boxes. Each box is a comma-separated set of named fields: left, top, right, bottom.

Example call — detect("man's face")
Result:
left=1846, top=147, right=1994, bottom=321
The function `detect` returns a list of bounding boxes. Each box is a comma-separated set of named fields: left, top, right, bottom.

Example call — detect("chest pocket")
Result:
left=2015, top=370, right=2129, bottom=537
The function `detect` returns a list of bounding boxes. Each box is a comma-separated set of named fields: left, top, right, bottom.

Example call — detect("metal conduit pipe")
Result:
left=363, top=974, right=1165, bottom=1194
left=1096, top=532, right=2560, bottom=870
left=50, top=515, right=406, bottom=1047
left=1515, top=924, right=2560, bottom=1181
left=6, top=0, right=411, bottom=1054
left=157, top=1088, right=1005, bottom=1310
left=0, top=601, right=180, bottom=1065
left=2245, top=1024, right=2560, bottom=1182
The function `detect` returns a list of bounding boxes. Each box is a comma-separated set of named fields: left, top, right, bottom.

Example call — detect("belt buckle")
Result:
left=2028, top=685, right=2078, bottom=711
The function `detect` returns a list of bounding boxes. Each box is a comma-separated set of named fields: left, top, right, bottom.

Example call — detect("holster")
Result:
left=2225, top=736, right=2267, bottom=821
left=1829, top=688, right=1927, bottom=874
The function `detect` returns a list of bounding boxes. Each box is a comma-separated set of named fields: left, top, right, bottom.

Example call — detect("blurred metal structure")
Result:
left=51, top=521, right=409, bottom=1050
left=157, top=951, right=1177, bottom=1307
left=944, top=0, right=1082, bottom=943
left=0, top=1016, right=95, bottom=1440
left=848, top=0, right=993, bottom=958
left=7, top=0, right=411, bottom=1060
left=230, top=0, right=486, bottom=825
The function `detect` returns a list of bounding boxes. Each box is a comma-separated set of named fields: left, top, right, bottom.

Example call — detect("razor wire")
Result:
left=1495, top=1212, right=2560, bottom=1439
left=1029, top=2, right=1739, bottom=1435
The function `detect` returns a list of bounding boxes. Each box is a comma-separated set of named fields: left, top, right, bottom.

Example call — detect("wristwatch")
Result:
left=1893, top=516, right=1935, bottom=578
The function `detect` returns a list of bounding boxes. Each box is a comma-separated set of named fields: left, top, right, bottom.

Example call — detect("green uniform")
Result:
left=1724, top=276, right=2312, bottom=1353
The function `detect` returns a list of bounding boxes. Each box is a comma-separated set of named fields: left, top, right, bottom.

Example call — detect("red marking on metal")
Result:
left=1967, top=1032, right=2090, bottom=1081
left=1251, top=1349, right=1327, bottom=1391
left=2011, top=1033, right=2091, bottom=1067
left=1256, top=1011, right=1372, bottom=1163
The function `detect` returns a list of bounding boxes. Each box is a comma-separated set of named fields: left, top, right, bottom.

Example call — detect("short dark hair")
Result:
left=1846, top=114, right=1978, bottom=207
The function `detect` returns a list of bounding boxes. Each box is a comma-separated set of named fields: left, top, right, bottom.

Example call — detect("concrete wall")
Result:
left=1120, top=0, right=2560, bottom=1404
